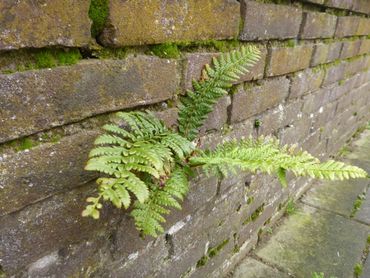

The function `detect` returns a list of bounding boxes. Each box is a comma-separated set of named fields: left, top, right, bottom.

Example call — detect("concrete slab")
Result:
left=256, top=205, right=369, bottom=278
left=231, top=257, right=290, bottom=278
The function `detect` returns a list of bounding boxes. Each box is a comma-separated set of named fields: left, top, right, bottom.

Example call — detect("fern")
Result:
left=82, top=111, right=194, bottom=219
left=130, top=166, right=189, bottom=237
left=178, top=46, right=261, bottom=141
left=83, top=46, right=368, bottom=237
left=189, top=137, right=368, bottom=186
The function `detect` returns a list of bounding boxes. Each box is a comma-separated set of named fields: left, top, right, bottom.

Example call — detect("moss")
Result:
left=89, top=0, right=109, bottom=38
left=196, top=256, right=208, bottom=268
left=208, top=239, right=229, bottom=258
left=351, top=192, right=366, bottom=217
left=149, top=43, right=181, bottom=59
left=92, top=47, right=128, bottom=59
left=247, top=196, right=254, bottom=205
left=338, top=145, right=350, bottom=157
left=254, top=119, right=262, bottom=128
left=243, top=204, right=265, bottom=225
left=1, top=48, right=82, bottom=74
left=285, top=198, right=296, bottom=216
left=254, top=0, right=292, bottom=4
left=325, top=8, right=348, bottom=17
left=10, top=138, right=38, bottom=152
left=354, top=263, right=363, bottom=277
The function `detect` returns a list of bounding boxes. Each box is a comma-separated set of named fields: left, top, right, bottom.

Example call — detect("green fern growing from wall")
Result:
left=83, top=46, right=368, bottom=237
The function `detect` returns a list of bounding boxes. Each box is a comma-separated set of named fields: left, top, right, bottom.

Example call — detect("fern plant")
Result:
left=83, top=46, right=368, bottom=237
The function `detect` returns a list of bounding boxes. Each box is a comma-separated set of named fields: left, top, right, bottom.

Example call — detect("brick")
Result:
left=230, top=77, right=290, bottom=123
left=0, top=0, right=91, bottom=50
left=359, top=39, right=370, bottom=55
left=183, top=46, right=267, bottom=90
left=267, top=44, right=314, bottom=76
left=335, top=16, right=360, bottom=38
left=200, top=96, right=231, bottom=134
left=352, top=0, right=370, bottom=14
left=289, top=68, right=325, bottom=99
left=0, top=131, right=99, bottom=216
left=300, top=12, right=337, bottom=39
left=326, top=41, right=343, bottom=62
left=240, top=1, right=302, bottom=41
left=0, top=56, right=179, bottom=143
left=302, top=86, right=333, bottom=114
left=301, top=0, right=324, bottom=4
left=340, top=40, right=361, bottom=59
left=325, top=0, right=353, bottom=9
left=0, top=183, right=119, bottom=274
left=322, top=62, right=346, bottom=86
left=100, top=0, right=240, bottom=46
left=357, top=18, right=370, bottom=36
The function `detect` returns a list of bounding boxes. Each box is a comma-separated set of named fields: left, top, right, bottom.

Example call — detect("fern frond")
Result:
left=178, top=46, right=261, bottom=140
left=83, top=111, right=194, bottom=221
left=130, top=166, right=190, bottom=237
left=189, top=137, right=368, bottom=184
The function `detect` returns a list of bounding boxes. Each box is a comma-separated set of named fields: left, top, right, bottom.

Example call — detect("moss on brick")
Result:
left=1, top=48, right=82, bottom=74
left=208, top=239, right=229, bottom=258
left=149, top=43, right=181, bottom=59
left=89, top=0, right=109, bottom=38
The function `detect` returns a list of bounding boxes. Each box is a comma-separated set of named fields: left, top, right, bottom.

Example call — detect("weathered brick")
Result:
left=326, top=41, right=344, bottom=63
left=300, top=12, right=337, bottom=39
left=0, top=56, right=179, bottom=143
left=267, top=44, right=314, bottom=76
left=0, top=131, right=99, bottom=216
left=359, top=39, right=370, bottom=55
left=0, top=0, right=91, bottom=50
left=289, top=68, right=325, bottom=99
left=0, top=183, right=119, bottom=274
left=340, top=40, right=361, bottom=59
left=335, top=17, right=360, bottom=38
left=325, top=0, right=353, bottom=9
left=302, top=86, right=333, bottom=114
left=230, top=77, right=290, bottom=123
left=240, top=0, right=302, bottom=41
left=357, top=17, right=370, bottom=36
left=352, top=0, right=370, bottom=14
left=183, top=46, right=267, bottom=90
left=301, top=0, right=324, bottom=4
left=100, top=0, right=240, bottom=46
left=322, top=62, right=346, bottom=86
left=200, top=96, right=231, bottom=134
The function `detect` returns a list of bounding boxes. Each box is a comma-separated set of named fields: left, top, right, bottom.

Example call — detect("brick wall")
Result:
left=0, top=0, right=370, bottom=277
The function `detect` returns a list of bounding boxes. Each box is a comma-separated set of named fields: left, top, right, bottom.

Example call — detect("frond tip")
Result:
left=189, top=137, right=368, bottom=184
left=178, top=46, right=261, bottom=141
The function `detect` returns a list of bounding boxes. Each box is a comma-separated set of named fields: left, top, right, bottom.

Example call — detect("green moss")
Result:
left=10, top=138, right=38, bottom=152
left=254, top=119, right=262, bottom=128
left=351, top=192, right=366, bottom=217
left=196, top=256, right=208, bottom=268
left=208, top=239, right=229, bottom=258
left=338, top=145, right=350, bottom=157
left=367, top=234, right=370, bottom=244
left=1, top=48, right=82, bottom=74
left=92, top=47, right=128, bottom=59
left=354, top=263, right=363, bottom=277
left=89, top=0, right=109, bottom=38
left=285, top=198, right=296, bottom=216
left=149, top=43, right=181, bottom=59
left=247, top=196, right=254, bottom=205
left=243, top=204, right=265, bottom=225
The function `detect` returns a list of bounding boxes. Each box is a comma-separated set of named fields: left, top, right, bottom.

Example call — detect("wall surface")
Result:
left=0, top=0, right=370, bottom=277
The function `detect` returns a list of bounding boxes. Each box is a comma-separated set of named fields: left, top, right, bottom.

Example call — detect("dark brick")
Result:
left=200, top=96, right=231, bottom=134
left=230, top=77, right=290, bottom=123
left=335, top=17, right=360, bottom=38
left=289, top=68, right=325, bottom=99
left=300, top=12, right=337, bottom=39
left=0, top=0, right=91, bottom=50
left=100, top=0, right=240, bottom=46
left=0, top=131, right=99, bottom=216
left=240, top=1, right=302, bottom=41
left=267, top=44, right=314, bottom=76
left=301, top=0, right=324, bottom=4
left=0, top=56, right=179, bottom=143
left=0, top=183, right=118, bottom=274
